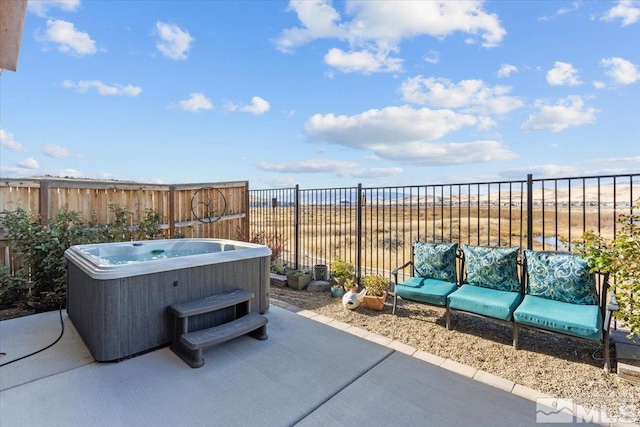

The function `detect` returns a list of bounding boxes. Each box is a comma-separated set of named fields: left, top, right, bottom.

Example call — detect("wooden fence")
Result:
left=0, top=178, right=249, bottom=270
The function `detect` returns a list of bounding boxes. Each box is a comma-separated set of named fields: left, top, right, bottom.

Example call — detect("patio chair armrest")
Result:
left=391, top=260, right=413, bottom=284
left=604, top=292, right=619, bottom=333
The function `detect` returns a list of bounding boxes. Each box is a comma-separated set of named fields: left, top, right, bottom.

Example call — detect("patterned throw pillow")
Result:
left=462, top=244, right=521, bottom=292
left=413, top=242, right=458, bottom=283
left=525, top=250, right=598, bottom=305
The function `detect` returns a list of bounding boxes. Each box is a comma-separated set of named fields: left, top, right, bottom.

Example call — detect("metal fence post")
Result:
left=356, top=183, right=362, bottom=281
left=295, top=184, right=300, bottom=270
left=527, top=174, right=533, bottom=250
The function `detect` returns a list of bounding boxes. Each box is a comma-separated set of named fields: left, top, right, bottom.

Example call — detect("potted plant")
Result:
left=330, top=283, right=345, bottom=297
left=286, top=269, right=312, bottom=291
left=343, top=277, right=358, bottom=293
left=360, top=274, right=390, bottom=311
left=329, top=257, right=355, bottom=288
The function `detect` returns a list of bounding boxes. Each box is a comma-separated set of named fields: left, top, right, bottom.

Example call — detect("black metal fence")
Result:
left=249, top=173, right=639, bottom=281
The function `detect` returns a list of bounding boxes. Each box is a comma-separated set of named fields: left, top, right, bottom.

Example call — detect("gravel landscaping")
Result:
left=270, top=284, right=640, bottom=423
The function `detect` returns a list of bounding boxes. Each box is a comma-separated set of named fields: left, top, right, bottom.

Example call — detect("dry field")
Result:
left=252, top=204, right=624, bottom=275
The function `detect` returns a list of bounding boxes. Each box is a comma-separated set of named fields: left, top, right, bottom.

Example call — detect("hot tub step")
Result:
left=181, top=312, right=268, bottom=350
left=168, top=289, right=269, bottom=368
left=173, top=313, right=268, bottom=368
left=168, top=289, right=254, bottom=318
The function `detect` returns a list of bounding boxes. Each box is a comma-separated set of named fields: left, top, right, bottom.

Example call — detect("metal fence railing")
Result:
left=249, top=173, right=639, bottom=281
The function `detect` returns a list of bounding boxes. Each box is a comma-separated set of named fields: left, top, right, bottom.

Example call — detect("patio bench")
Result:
left=168, top=289, right=268, bottom=368
left=513, top=250, right=615, bottom=371
left=392, top=243, right=522, bottom=332
left=393, top=243, right=618, bottom=371
left=445, top=244, right=523, bottom=345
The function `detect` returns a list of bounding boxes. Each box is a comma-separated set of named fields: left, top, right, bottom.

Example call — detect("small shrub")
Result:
left=237, top=229, right=286, bottom=263
left=135, top=208, right=166, bottom=240
left=576, top=200, right=640, bottom=336
left=330, top=257, right=355, bottom=280
left=360, top=274, right=390, bottom=296
left=0, top=266, right=27, bottom=308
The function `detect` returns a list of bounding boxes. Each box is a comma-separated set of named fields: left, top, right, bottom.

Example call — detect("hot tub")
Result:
left=65, top=238, right=271, bottom=362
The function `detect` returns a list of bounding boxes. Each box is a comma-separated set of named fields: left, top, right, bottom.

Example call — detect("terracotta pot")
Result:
left=343, top=283, right=358, bottom=293
left=361, top=290, right=387, bottom=311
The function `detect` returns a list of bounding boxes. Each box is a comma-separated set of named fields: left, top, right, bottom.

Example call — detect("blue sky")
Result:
left=1, top=0, right=639, bottom=189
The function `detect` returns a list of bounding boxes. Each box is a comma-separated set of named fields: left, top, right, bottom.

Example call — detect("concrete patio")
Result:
left=0, top=301, right=608, bottom=426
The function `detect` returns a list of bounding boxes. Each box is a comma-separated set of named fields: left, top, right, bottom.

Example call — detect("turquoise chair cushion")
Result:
left=462, top=245, right=521, bottom=292
left=524, top=250, right=598, bottom=305
left=414, top=242, right=458, bottom=283
left=514, top=295, right=602, bottom=341
left=447, top=284, right=523, bottom=321
left=395, top=277, right=458, bottom=306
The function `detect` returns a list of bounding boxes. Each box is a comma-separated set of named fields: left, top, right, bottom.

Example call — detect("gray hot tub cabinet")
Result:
left=66, top=256, right=270, bottom=362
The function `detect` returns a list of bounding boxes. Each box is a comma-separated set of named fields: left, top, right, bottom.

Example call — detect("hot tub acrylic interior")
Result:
left=65, top=238, right=272, bottom=362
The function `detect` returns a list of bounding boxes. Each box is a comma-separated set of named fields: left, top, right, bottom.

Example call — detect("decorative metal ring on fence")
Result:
left=190, top=187, right=227, bottom=223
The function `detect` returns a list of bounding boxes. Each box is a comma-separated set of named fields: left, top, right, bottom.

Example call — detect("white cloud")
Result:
left=342, top=166, right=403, bottom=179
left=18, top=157, right=40, bottom=170
left=177, top=93, right=213, bottom=112
left=256, top=159, right=358, bottom=174
left=324, top=48, right=402, bottom=74
left=546, top=61, right=581, bottom=86
left=601, top=57, right=640, bottom=85
left=0, top=129, right=23, bottom=151
left=538, top=2, right=582, bottom=21
left=29, top=0, right=81, bottom=17
left=595, top=155, right=640, bottom=164
left=0, top=165, right=96, bottom=180
left=41, top=19, right=96, bottom=56
left=424, top=50, right=439, bottom=64
left=376, top=140, right=517, bottom=166
left=303, top=105, right=517, bottom=166
left=593, top=80, right=606, bottom=89
left=305, top=105, right=480, bottom=146
left=497, top=63, right=518, bottom=78
left=556, top=2, right=581, bottom=16
left=275, top=1, right=506, bottom=74
left=400, top=76, right=523, bottom=115
left=601, top=0, right=640, bottom=26
left=260, top=176, right=299, bottom=189
left=155, top=22, right=194, bottom=60
left=274, top=0, right=348, bottom=53
left=241, top=96, right=271, bottom=115
left=43, top=144, right=71, bottom=158
left=62, top=80, right=142, bottom=96
left=255, top=159, right=403, bottom=179
left=521, top=96, right=598, bottom=132
left=499, top=164, right=580, bottom=180
left=226, top=96, right=271, bottom=115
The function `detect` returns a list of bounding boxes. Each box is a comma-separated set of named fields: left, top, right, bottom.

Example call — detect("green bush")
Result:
left=0, top=266, right=27, bottom=308
left=360, top=274, right=390, bottom=297
left=0, top=205, right=164, bottom=312
left=576, top=201, right=640, bottom=336
left=330, top=257, right=355, bottom=280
